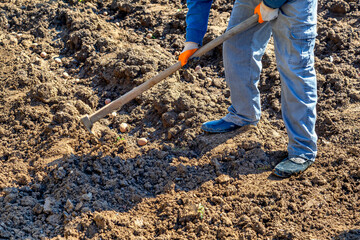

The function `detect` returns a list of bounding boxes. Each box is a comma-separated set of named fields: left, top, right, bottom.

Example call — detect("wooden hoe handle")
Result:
left=81, top=14, right=259, bottom=130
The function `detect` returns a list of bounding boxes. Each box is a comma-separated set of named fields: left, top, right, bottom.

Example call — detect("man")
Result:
left=179, top=0, right=318, bottom=177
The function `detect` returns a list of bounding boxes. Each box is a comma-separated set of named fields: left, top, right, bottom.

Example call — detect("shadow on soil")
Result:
left=1, top=120, right=287, bottom=238
left=335, top=229, right=360, bottom=240
left=0, top=123, right=292, bottom=240
left=33, top=124, right=287, bottom=216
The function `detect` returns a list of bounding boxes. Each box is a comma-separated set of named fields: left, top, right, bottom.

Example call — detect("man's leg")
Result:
left=271, top=0, right=318, bottom=176
left=202, top=0, right=272, bottom=133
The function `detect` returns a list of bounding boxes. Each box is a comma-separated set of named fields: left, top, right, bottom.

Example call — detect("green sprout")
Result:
left=116, top=136, right=125, bottom=142
left=197, top=203, right=205, bottom=220
left=152, top=36, right=156, bottom=39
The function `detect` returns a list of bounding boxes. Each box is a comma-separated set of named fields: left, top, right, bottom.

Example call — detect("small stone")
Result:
left=5, top=24, right=10, bottom=29
left=215, top=174, right=231, bottom=184
left=43, top=197, right=54, bottom=214
left=103, top=11, right=108, bottom=16
left=115, top=22, right=120, bottom=27
left=321, top=139, right=331, bottom=145
left=205, top=77, right=212, bottom=87
left=146, top=33, right=152, bottom=39
left=212, top=78, right=223, bottom=88
left=65, top=199, right=74, bottom=212
left=119, top=122, right=128, bottom=133
left=195, top=65, right=201, bottom=72
left=54, top=58, right=62, bottom=64
left=111, top=112, right=117, bottom=116
left=40, top=52, right=47, bottom=58
left=105, top=98, right=111, bottom=105
left=63, top=72, right=69, bottom=78
left=16, top=33, right=23, bottom=39
left=81, top=192, right=92, bottom=201
left=329, top=56, right=333, bottom=62
left=31, top=42, right=38, bottom=48
left=137, top=138, right=148, bottom=146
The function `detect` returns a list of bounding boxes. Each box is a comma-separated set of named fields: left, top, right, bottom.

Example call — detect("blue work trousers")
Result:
left=222, top=0, right=318, bottom=161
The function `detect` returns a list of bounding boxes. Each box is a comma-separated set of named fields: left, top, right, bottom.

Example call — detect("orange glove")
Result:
left=178, top=42, right=199, bottom=66
left=254, top=2, right=279, bottom=24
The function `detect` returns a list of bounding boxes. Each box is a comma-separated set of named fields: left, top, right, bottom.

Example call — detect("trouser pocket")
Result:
left=288, top=24, right=317, bottom=67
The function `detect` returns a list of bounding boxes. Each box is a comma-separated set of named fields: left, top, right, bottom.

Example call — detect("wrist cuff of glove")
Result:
left=184, top=42, right=199, bottom=51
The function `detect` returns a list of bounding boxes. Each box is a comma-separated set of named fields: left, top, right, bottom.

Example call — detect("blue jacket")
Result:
left=186, top=0, right=287, bottom=45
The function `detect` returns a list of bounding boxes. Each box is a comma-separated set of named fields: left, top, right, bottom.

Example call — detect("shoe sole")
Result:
left=272, top=169, right=305, bottom=178
left=201, top=126, right=240, bottom=133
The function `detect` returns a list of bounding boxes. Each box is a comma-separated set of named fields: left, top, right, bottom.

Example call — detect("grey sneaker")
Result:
left=273, top=157, right=313, bottom=178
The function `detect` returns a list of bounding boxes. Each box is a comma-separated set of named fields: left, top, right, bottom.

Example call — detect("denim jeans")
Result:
left=222, top=0, right=318, bottom=161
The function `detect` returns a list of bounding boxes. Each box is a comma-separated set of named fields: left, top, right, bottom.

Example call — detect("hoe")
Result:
left=81, top=15, right=259, bottom=136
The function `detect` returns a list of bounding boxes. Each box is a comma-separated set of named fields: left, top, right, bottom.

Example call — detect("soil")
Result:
left=0, top=0, right=359, bottom=239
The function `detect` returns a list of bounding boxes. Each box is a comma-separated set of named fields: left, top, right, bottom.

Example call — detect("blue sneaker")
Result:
left=273, top=157, right=314, bottom=178
left=201, top=119, right=241, bottom=133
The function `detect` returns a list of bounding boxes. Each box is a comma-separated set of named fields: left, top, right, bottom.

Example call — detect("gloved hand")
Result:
left=254, top=2, right=279, bottom=24
left=178, top=41, right=199, bottom=66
